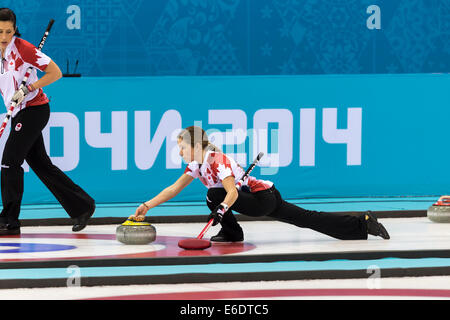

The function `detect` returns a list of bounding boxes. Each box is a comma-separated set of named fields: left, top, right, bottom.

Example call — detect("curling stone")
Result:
left=116, top=220, right=157, bottom=245
left=427, top=199, right=450, bottom=223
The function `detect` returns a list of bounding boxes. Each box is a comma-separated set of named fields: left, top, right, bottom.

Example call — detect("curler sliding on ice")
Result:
left=128, top=126, right=390, bottom=250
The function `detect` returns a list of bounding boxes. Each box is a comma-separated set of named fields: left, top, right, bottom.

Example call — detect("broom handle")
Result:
left=197, top=219, right=214, bottom=239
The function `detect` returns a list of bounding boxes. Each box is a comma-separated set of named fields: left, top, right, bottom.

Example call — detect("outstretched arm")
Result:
left=130, top=173, right=194, bottom=220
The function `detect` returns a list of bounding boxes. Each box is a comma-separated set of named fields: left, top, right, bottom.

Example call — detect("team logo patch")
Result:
left=15, top=123, right=22, bottom=132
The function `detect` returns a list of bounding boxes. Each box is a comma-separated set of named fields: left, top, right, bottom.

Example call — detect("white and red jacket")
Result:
left=184, top=150, right=274, bottom=193
left=0, top=36, right=51, bottom=117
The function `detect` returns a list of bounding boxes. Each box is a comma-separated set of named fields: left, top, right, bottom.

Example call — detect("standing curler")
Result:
left=0, top=8, right=95, bottom=235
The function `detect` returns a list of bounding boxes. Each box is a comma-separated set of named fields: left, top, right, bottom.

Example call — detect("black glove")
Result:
left=208, top=203, right=229, bottom=226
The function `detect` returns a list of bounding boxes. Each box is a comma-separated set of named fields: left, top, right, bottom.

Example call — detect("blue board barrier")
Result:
left=1, top=73, right=449, bottom=207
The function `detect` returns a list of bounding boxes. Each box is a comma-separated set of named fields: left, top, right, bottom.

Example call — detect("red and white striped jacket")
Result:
left=184, top=150, right=273, bottom=192
left=0, top=36, right=51, bottom=117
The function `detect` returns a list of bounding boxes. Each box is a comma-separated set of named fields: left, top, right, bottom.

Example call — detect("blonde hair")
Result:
left=177, top=126, right=221, bottom=152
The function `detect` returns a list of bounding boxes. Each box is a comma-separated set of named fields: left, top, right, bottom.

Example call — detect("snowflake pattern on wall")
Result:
left=5, top=0, right=448, bottom=76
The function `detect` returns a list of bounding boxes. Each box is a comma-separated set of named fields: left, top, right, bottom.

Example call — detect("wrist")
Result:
left=142, top=202, right=150, bottom=210
left=26, top=84, right=36, bottom=92
left=220, top=202, right=229, bottom=212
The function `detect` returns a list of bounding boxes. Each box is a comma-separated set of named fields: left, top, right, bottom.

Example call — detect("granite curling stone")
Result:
left=116, top=219, right=157, bottom=244
left=427, top=200, right=450, bottom=223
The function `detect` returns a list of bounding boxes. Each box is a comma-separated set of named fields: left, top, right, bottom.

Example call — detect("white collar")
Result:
left=197, top=149, right=214, bottom=174
left=2, top=36, right=16, bottom=59
left=200, top=149, right=215, bottom=167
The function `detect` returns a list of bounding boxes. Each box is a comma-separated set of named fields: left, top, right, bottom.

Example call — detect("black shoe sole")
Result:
left=0, top=229, right=21, bottom=236
left=210, top=236, right=244, bottom=243
left=376, top=223, right=390, bottom=240
left=72, top=224, right=87, bottom=232
left=366, top=212, right=390, bottom=239
left=72, top=204, right=95, bottom=232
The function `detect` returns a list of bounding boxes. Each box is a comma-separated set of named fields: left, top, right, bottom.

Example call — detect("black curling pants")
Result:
left=206, top=186, right=368, bottom=240
left=0, top=104, right=95, bottom=229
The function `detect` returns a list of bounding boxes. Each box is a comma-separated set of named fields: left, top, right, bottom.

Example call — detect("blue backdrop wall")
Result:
left=2, top=74, right=446, bottom=205
left=4, top=0, right=450, bottom=77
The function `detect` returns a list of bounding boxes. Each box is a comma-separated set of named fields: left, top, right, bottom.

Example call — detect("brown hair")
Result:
left=177, top=126, right=221, bottom=152
left=0, top=8, right=21, bottom=37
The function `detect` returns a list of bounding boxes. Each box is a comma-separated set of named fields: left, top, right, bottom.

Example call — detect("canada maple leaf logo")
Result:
left=10, top=51, right=24, bottom=71
left=217, top=163, right=232, bottom=177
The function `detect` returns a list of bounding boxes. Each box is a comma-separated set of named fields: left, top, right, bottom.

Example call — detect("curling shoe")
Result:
left=72, top=203, right=96, bottom=232
left=365, top=211, right=390, bottom=239
left=210, top=229, right=244, bottom=242
left=0, top=224, right=20, bottom=236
